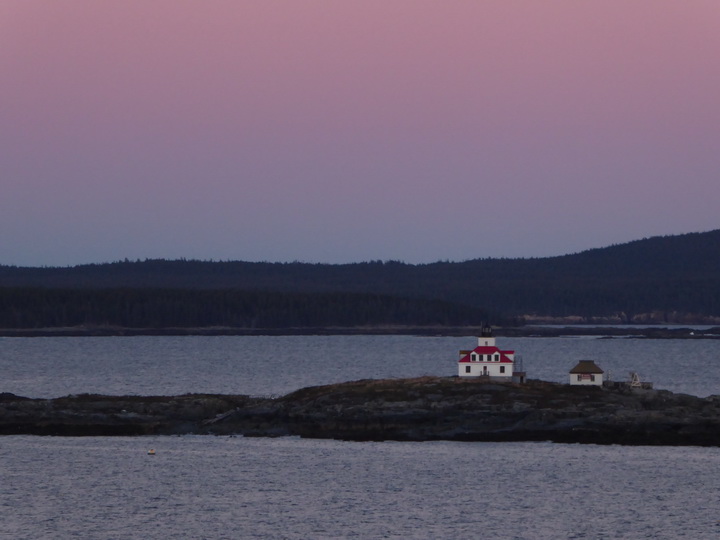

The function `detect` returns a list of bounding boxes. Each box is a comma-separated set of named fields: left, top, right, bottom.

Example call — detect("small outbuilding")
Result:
left=569, top=360, right=604, bottom=386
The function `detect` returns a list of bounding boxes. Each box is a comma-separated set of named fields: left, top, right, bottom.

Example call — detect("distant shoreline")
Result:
left=0, top=325, right=717, bottom=339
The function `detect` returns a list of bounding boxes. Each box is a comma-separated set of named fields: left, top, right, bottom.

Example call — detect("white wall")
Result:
left=568, top=373, right=604, bottom=386
left=459, top=362, right=513, bottom=378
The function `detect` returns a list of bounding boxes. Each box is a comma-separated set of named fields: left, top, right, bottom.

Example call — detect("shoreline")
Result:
left=0, top=325, right=717, bottom=339
left=3, top=377, right=720, bottom=446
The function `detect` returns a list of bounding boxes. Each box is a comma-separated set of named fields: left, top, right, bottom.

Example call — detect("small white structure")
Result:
left=458, top=327, right=515, bottom=380
left=569, top=360, right=604, bottom=386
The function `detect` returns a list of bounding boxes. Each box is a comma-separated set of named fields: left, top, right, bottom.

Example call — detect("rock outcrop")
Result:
left=3, top=378, right=720, bottom=445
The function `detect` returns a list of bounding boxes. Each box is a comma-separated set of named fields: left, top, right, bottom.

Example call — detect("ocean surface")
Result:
left=2, top=334, right=720, bottom=538
left=2, top=334, right=720, bottom=398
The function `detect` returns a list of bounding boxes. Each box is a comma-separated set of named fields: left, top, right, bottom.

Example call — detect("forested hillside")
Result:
left=0, top=289, right=495, bottom=329
left=1, top=230, right=719, bottom=327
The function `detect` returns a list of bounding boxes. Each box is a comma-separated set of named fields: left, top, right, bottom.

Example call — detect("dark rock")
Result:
left=4, top=378, right=720, bottom=445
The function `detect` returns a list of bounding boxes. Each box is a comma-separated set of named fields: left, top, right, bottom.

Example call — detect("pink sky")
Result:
left=2, top=1, right=719, bottom=266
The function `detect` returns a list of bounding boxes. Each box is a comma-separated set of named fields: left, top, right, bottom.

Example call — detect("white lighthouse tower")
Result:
left=477, top=325, right=496, bottom=347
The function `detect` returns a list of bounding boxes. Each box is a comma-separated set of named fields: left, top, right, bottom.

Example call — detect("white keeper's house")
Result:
left=458, top=326, right=518, bottom=380
left=568, top=360, right=604, bottom=386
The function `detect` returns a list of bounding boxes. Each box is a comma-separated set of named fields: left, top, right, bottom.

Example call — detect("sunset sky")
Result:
left=2, top=1, right=719, bottom=266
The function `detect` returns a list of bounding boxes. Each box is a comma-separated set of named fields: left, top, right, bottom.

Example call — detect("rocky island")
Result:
left=3, top=377, right=720, bottom=446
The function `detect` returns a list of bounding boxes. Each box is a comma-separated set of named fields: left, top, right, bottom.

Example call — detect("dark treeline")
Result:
left=1, top=230, right=720, bottom=324
left=0, top=288, right=494, bottom=329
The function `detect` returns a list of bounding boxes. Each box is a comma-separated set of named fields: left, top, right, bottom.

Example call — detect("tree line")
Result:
left=0, top=288, right=494, bottom=329
left=1, top=230, right=720, bottom=323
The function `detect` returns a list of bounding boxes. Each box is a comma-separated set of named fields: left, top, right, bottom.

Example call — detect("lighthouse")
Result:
left=457, top=326, right=517, bottom=380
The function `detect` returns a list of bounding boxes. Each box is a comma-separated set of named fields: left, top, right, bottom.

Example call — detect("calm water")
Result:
left=2, top=334, right=720, bottom=398
left=2, top=436, right=720, bottom=539
left=3, top=335, right=720, bottom=538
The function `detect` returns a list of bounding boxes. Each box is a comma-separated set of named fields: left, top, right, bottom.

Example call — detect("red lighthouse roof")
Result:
left=458, top=346, right=514, bottom=363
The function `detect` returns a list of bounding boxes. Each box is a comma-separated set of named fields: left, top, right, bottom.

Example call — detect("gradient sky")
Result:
left=2, top=1, right=719, bottom=266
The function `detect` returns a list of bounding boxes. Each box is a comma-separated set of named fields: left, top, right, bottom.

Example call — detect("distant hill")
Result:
left=1, top=229, right=720, bottom=326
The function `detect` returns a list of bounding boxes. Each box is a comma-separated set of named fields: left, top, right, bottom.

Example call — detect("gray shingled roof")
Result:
left=569, top=360, right=604, bottom=374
